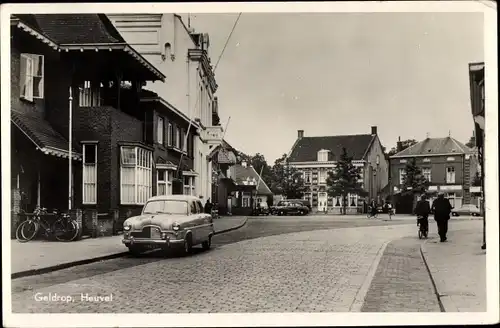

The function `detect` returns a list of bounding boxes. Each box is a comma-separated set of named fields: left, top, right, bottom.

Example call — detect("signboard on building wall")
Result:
left=439, top=185, right=462, bottom=191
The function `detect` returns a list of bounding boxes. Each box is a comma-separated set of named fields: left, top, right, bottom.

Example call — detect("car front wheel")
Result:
left=128, top=245, right=144, bottom=257
left=202, top=235, right=212, bottom=251
left=182, top=235, right=193, bottom=255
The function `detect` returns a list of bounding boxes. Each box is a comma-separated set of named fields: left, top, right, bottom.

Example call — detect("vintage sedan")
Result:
left=122, top=195, right=215, bottom=256
left=451, top=204, right=481, bottom=217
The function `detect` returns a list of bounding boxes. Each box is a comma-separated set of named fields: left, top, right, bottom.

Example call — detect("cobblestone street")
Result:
left=10, top=218, right=482, bottom=313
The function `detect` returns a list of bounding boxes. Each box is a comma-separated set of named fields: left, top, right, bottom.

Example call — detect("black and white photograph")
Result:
left=1, top=1, right=498, bottom=327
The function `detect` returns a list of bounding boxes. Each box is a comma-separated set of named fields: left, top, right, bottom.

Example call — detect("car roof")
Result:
left=146, top=195, right=200, bottom=202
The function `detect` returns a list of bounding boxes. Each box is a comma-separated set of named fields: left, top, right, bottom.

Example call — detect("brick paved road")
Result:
left=10, top=219, right=481, bottom=313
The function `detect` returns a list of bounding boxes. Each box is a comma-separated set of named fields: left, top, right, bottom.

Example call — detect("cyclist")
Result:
left=415, top=194, right=431, bottom=235
left=384, top=200, right=394, bottom=219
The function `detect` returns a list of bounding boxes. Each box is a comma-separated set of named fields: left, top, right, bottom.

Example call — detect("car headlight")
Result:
left=172, top=222, right=180, bottom=231
left=123, top=225, right=131, bottom=231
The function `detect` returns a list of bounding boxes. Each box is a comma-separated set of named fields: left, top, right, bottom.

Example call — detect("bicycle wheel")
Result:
left=418, top=229, right=423, bottom=239
left=18, top=220, right=39, bottom=242
left=52, top=219, right=79, bottom=242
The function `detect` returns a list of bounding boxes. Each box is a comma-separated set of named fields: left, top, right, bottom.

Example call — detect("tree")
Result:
left=326, top=148, right=367, bottom=215
left=386, top=139, right=418, bottom=157
left=270, top=154, right=306, bottom=199
left=465, top=133, right=476, bottom=148
left=472, top=171, right=482, bottom=186
left=401, top=157, right=430, bottom=213
left=248, top=153, right=273, bottom=185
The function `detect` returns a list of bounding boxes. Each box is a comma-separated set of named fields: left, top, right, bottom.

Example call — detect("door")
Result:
left=318, top=192, right=327, bottom=212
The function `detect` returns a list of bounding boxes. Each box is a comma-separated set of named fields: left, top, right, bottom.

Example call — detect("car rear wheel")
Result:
left=202, top=235, right=212, bottom=251
left=299, top=210, right=304, bottom=215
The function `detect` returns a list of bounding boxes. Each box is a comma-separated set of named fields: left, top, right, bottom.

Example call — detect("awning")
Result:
left=155, top=160, right=177, bottom=170
left=11, top=111, right=82, bottom=161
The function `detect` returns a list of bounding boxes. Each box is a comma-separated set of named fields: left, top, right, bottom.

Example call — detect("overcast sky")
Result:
left=188, top=12, right=484, bottom=163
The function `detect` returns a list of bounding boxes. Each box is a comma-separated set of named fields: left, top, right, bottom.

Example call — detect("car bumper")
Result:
left=122, top=237, right=184, bottom=248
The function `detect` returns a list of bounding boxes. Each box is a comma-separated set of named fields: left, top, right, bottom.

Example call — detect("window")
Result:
left=82, top=143, right=97, bottom=204
left=143, top=200, right=188, bottom=215
left=399, top=168, right=406, bottom=185
left=422, top=168, right=432, bottom=182
left=190, top=201, right=198, bottom=214
left=157, top=116, right=164, bottom=145
left=175, top=126, right=181, bottom=149
left=183, top=176, right=195, bottom=196
left=78, top=81, right=102, bottom=107
left=120, top=146, right=153, bottom=204
left=179, top=128, right=185, bottom=152
left=317, top=150, right=328, bottom=162
left=167, top=123, right=173, bottom=146
left=242, top=197, right=250, bottom=208
left=20, top=53, right=44, bottom=101
left=157, top=169, right=173, bottom=196
left=319, top=169, right=327, bottom=184
left=446, top=167, right=456, bottom=183
left=349, top=194, right=358, bottom=207
left=304, top=171, right=311, bottom=184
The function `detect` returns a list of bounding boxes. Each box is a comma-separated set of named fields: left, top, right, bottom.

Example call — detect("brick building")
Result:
left=10, top=14, right=165, bottom=236
left=389, top=137, right=478, bottom=214
left=287, top=126, right=389, bottom=214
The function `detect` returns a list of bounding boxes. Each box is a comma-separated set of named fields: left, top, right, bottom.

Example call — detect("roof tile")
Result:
left=391, top=137, right=473, bottom=157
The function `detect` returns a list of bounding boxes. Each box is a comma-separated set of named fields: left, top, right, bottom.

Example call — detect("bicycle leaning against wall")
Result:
left=16, top=205, right=79, bottom=242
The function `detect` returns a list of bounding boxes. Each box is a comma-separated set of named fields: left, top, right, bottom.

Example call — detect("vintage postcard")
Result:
left=1, top=1, right=498, bottom=327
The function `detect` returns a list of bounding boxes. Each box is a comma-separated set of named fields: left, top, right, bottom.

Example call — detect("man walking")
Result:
left=431, top=192, right=453, bottom=242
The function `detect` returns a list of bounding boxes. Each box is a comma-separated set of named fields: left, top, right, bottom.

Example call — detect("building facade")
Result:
left=287, top=126, right=389, bottom=214
left=389, top=137, right=477, bottom=214
left=107, top=13, right=223, bottom=203
left=10, top=14, right=165, bottom=236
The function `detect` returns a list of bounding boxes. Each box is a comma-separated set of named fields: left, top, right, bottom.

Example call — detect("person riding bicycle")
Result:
left=415, top=194, right=431, bottom=233
left=369, top=199, right=377, bottom=217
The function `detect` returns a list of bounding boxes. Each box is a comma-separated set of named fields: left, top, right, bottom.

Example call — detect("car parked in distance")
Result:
left=286, top=199, right=312, bottom=212
left=451, top=204, right=481, bottom=217
left=252, top=202, right=270, bottom=216
left=272, top=201, right=309, bottom=216
left=122, top=195, right=215, bottom=256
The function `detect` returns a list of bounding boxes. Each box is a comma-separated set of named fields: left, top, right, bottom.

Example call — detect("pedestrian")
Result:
left=204, top=198, right=213, bottom=214
left=431, top=192, right=453, bottom=242
left=370, top=199, right=377, bottom=218
left=415, top=194, right=431, bottom=232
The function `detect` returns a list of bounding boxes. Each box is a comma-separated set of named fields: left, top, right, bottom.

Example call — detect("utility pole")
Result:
left=68, top=86, right=73, bottom=210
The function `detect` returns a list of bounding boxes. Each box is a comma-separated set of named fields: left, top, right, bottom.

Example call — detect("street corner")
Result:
left=214, top=216, right=248, bottom=235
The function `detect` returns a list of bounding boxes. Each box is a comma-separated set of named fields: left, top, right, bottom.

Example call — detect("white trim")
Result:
left=391, top=152, right=469, bottom=159
left=15, top=21, right=59, bottom=50
left=182, top=170, right=199, bottom=177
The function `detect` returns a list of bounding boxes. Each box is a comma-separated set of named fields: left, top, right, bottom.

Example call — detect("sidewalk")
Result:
left=11, top=216, right=247, bottom=277
left=420, top=223, right=486, bottom=312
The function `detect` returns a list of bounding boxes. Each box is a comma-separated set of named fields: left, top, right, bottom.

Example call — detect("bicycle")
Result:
left=366, top=206, right=378, bottom=219
left=16, top=206, right=79, bottom=242
left=388, top=208, right=395, bottom=220
left=417, top=215, right=429, bottom=239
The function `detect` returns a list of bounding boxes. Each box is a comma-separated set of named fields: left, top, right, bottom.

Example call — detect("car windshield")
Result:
left=143, top=200, right=188, bottom=215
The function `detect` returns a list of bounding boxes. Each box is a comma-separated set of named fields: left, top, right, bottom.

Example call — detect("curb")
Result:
left=11, top=251, right=130, bottom=280
left=12, top=218, right=249, bottom=279
left=214, top=217, right=248, bottom=235
left=420, top=241, right=446, bottom=312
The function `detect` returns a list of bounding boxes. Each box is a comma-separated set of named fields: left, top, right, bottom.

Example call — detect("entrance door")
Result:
left=318, top=192, right=327, bottom=212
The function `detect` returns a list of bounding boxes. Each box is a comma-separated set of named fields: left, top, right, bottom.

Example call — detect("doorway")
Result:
left=317, top=192, right=327, bottom=212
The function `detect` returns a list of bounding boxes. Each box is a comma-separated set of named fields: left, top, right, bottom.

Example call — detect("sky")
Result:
left=188, top=12, right=484, bottom=164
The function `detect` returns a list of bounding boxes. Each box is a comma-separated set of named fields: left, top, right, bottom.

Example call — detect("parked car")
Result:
left=252, top=202, right=270, bottom=216
left=272, top=201, right=309, bottom=216
left=122, top=195, right=215, bottom=256
left=451, top=204, right=481, bottom=217
left=286, top=199, right=312, bottom=212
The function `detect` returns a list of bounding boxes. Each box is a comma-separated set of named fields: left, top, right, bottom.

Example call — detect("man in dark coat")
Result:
left=415, top=194, right=431, bottom=233
left=204, top=198, right=213, bottom=214
left=431, top=192, right=453, bottom=242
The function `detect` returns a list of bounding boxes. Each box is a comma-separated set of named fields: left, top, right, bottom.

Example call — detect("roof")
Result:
left=147, top=195, right=200, bottom=202
left=229, top=164, right=273, bottom=195
left=11, top=14, right=165, bottom=81
left=14, top=14, right=125, bottom=44
left=289, top=134, right=375, bottom=162
left=11, top=110, right=82, bottom=160
left=390, top=137, right=474, bottom=158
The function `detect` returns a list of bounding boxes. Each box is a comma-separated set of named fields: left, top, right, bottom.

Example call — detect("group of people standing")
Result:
left=415, top=192, right=453, bottom=242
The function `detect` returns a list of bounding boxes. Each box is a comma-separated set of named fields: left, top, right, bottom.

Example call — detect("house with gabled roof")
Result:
left=10, top=14, right=165, bottom=237
left=287, top=126, right=388, bottom=214
left=389, top=136, right=478, bottom=213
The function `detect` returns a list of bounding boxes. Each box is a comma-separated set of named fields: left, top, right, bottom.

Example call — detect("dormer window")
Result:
left=317, top=149, right=329, bottom=162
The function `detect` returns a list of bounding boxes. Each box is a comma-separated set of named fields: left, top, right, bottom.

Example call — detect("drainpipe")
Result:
left=68, top=86, right=73, bottom=210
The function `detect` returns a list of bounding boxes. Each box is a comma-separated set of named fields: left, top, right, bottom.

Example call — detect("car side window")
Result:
left=190, top=201, right=198, bottom=214
left=197, top=201, right=204, bottom=214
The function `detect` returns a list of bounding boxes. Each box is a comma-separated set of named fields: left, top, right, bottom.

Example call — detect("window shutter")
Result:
left=20, top=54, right=34, bottom=101
left=163, top=119, right=167, bottom=146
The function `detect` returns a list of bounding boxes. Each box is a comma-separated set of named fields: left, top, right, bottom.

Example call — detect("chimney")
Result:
left=371, top=126, right=377, bottom=135
left=396, top=136, right=402, bottom=152
left=298, top=130, right=304, bottom=139
left=241, top=160, right=247, bottom=168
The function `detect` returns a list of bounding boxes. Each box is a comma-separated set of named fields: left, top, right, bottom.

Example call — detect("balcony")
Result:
left=200, top=125, right=223, bottom=145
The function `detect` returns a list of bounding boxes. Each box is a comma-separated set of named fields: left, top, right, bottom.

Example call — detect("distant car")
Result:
left=122, top=195, right=215, bottom=256
left=451, top=204, right=481, bottom=217
left=272, top=201, right=309, bottom=216
left=286, top=199, right=312, bottom=212
left=252, top=202, right=270, bottom=216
